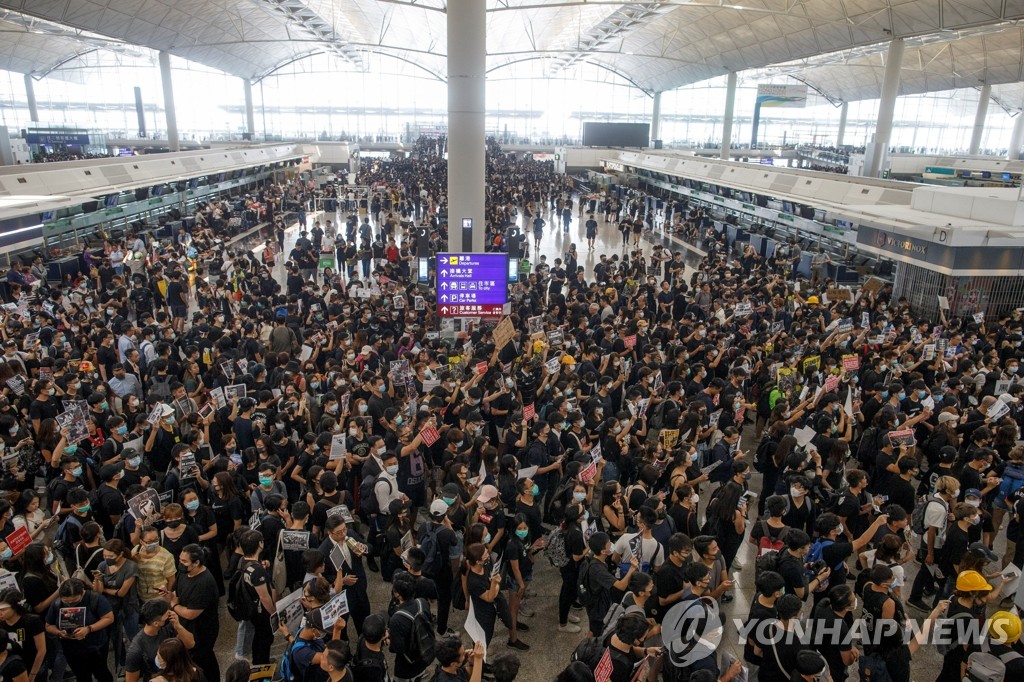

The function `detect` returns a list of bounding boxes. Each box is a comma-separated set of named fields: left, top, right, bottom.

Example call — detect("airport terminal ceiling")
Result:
left=0, top=0, right=1023, bottom=103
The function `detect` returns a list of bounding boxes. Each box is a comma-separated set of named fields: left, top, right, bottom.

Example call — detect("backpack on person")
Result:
left=962, top=652, right=1007, bottom=682
left=418, top=523, right=444, bottom=578
left=935, top=612, right=977, bottom=656
left=275, top=638, right=325, bottom=682
left=148, top=375, right=172, bottom=401
left=544, top=527, right=570, bottom=569
left=358, top=472, right=391, bottom=518
left=755, top=521, right=790, bottom=557
left=227, top=560, right=261, bottom=622
left=394, top=598, right=437, bottom=665
left=577, top=557, right=600, bottom=608
left=753, top=437, right=776, bottom=474
left=911, top=494, right=947, bottom=536
left=71, top=546, right=104, bottom=584
left=856, top=426, right=881, bottom=470
left=53, top=514, right=83, bottom=561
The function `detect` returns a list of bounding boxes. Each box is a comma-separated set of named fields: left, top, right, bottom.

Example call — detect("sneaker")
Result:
left=516, top=622, right=530, bottom=632
left=518, top=606, right=534, bottom=618
left=507, top=639, right=531, bottom=650
left=907, top=598, right=932, bottom=613
left=558, top=623, right=581, bottom=634
left=568, top=613, right=581, bottom=624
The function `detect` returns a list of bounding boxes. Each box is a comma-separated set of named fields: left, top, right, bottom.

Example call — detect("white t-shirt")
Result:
left=922, top=498, right=948, bottom=548
left=613, top=532, right=665, bottom=572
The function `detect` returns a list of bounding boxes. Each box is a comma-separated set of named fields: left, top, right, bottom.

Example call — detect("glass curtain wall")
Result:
left=0, top=48, right=1016, bottom=154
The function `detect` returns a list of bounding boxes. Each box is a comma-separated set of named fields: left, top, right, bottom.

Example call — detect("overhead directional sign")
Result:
left=436, top=253, right=508, bottom=318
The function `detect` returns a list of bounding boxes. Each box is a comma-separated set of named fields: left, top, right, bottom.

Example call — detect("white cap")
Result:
left=429, top=499, right=449, bottom=517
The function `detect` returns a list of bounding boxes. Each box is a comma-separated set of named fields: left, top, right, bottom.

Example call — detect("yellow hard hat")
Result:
left=989, top=611, right=1022, bottom=644
left=955, top=570, right=993, bottom=592
left=806, top=296, right=820, bottom=304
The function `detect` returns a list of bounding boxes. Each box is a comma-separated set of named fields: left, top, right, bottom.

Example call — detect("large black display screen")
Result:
left=582, top=122, right=650, bottom=147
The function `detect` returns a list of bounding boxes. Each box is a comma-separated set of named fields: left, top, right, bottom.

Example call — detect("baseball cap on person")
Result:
left=1000, top=393, right=1020, bottom=404
left=361, top=345, right=373, bottom=356
left=965, top=488, right=982, bottom=499
left=302, top=607, right=326, bottom=633
left=99, top=463, right=123, bottom=482
left=937, top=412, right=957, bottom=424
left=938, top=446, right=958, bottom=463
left=968, top=542, right=998, bottom=563
left=477, top=485, right=499, bottom=504
left=429, top=499, right=449, bottom=517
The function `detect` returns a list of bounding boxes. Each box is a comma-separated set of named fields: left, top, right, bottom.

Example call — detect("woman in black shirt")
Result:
left=0, top=588, right=45, bottom=681
left=556, top=504, right=587, bottom=633
left=465, top=543, right=502, bottom=646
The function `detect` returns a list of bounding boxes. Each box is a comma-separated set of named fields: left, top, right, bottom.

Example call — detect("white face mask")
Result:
left=690, top=494, right=700, bottom=505
left=790, top=487, right=805, bottom=498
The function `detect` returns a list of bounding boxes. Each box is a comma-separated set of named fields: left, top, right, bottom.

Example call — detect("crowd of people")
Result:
left=0, top=136, right=1019, bottom=682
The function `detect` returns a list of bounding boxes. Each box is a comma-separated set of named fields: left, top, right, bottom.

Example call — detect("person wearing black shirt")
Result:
left=171, top=544, right=220, bottom=682
left=387, top=575, right=435, bottom=680
left=582, top=532, right=637, bottom=637
left=743, top=571, right=784, bottom=667
left=808, top=585, right=857, bottom=682
left=351, top=613, right=390, bottom=682
left=834, top=470, right=872, bottom=540
left=655, top=533, right=692, bottom=623
left=93, top=464, right=126, bottom=538
left=432, top=636, right=484, bottom=682
left=238, top=530, right=276, bottom=665
left=882, top=458, right=919, bottom=516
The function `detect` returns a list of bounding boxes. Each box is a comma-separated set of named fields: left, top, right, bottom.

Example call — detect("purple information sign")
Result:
left=436, top=253, right=508, bottom=318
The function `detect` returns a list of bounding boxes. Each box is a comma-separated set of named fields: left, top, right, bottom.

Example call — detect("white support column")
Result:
left=23, top=74, right=38, bottom=123
left=836, top=101, right=848, bottom=148
left=969, top=84, right=991, bottom=155
left=866, top=39, right=904, bottom=177
left=720, top=72, right=737, bottom=160
left=446, top=0, right=486, bottom=253
left=1008, top=112, right=1024, bottom=161
left=158, top=51, right=180, bottom=152
left=651, top=91, right=662, bottom=147
left=243, top=79, right=255, bottom=140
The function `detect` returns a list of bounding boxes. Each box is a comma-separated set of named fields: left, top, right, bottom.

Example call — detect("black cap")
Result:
left=99, top=463, right=123, bottom=482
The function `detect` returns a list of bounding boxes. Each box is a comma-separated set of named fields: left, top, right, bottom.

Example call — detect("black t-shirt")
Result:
left=810, top=602, right=853, bottom=682
left=776, top=552, right=806, bottom=597
left=0, top=614, right=43, bottom=677
left=0, top=652, right=27, bottom=682
left=93, top=484, right=126, bottom=538
left=243, top=562, right=271, bottom=617
left=176, top=568, right=220, bottom=645
left=744, top=599, right=777, bottom=664
left=585, top=559, right=616, bottom=624
left=655, top=560, right=687, bottom=621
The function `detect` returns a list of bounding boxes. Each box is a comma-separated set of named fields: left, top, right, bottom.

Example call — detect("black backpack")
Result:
left=576, top=557, right=598, bottom=607
left=358, top=473, right=391, bottom=518
left=418, top=523, right=444, bottom=578
left=394, top=599, right=437, bottom=665
left=227, top=561, right=260, bottom=621
left=753, top=437, right=776, bottom=474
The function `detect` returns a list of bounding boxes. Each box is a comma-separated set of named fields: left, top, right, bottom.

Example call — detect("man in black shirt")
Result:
left=171, top=544, right=220, bottom=682
left=93, top=464, right=126, bottom=538
left=387, top=575, right=434, bottom=681
left=743, top=571, right=784, bottom=667
left=655, top=533, right=692, bottom=622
